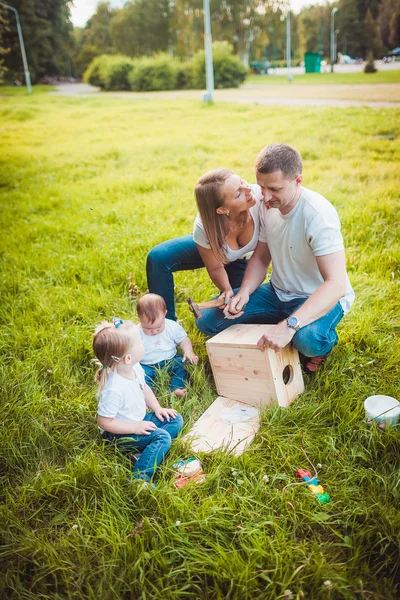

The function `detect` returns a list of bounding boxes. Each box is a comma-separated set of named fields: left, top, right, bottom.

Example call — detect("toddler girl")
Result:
left=137, top=294, right=198, bottom=398
left=93, top=317, right=183, bottom=482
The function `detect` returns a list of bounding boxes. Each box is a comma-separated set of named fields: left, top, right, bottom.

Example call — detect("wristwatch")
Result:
left=287, top=316, right=300, bottom=332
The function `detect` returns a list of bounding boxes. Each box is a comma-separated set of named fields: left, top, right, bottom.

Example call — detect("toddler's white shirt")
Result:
left=140, top=318, right=187, bottom=365
left=97, top=363, right=146, bottom=433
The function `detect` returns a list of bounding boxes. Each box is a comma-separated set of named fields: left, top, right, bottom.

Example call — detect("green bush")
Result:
left=128, top=54, right=179, bottom=91
left=192, top=42, right=248, bottom=89
left=83, top=55, right=109, bottom=88
left=84, top=45, right=248, bottom=92
left=176, top=61, right=195, bottom=90
left=100, top=55, right=135, bottom=91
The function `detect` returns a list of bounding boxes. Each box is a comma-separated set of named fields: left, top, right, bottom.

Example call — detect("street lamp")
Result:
left=0, top=2, right=31, bottom=93
left=330, top=7, right=338, bottom=73
left=203, top=0, right=214, bottom=103
left=286, top=8, right=292, bottom=82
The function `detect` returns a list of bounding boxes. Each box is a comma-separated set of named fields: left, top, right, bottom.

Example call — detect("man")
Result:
left=196, top=143, right=355, bottom=373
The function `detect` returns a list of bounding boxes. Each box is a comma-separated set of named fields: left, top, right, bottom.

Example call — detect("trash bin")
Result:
left=304, top=52, right=322, bottom=73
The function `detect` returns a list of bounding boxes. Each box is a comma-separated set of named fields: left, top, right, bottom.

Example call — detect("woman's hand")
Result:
left=223, top=290, right=249, bottom=318
left=218, top=289, right=234, bottom=308
left=154, top=407, right=178, bottom=422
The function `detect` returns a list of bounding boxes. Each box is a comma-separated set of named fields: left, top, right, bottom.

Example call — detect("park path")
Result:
left=53, top=80, right=400, bottom=109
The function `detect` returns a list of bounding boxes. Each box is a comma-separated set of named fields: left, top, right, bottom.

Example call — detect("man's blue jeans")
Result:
left=141, top=356, right=187, bottom=392
left=196, top=282, right=344, bottom=358
left=146, top=234, right=248, bottom=321
left=102, top=412, right=184, bottom=482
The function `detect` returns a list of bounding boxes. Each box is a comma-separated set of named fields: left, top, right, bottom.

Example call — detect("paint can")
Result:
left=364, top=395, right=400, bottom=430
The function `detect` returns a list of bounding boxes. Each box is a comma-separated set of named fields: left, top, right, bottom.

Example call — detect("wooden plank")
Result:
left=206, top=324, right=276, bottom=349
left=184, top=397, right=260, bottom=456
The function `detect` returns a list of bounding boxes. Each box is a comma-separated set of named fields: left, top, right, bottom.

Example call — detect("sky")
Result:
left=70, top=0, right=330, bottom=28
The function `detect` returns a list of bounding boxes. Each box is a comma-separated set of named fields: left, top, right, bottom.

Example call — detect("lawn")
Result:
left=1, top=90, right=399, bottom=599
left=245, top=69, right=400, bottom=85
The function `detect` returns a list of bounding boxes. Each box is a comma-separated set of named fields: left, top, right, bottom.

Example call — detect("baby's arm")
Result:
left=144, top=384, right=178, bottom=422
left=97, top=415, right=156, bottom=435
left=180, top=337, right=199, bottom=365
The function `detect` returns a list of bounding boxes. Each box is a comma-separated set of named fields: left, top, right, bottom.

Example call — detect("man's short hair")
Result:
left=255, top=143, right=302, bottom=179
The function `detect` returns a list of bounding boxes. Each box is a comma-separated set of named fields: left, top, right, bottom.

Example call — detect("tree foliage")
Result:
left=389, top=10, right=400, bottom=45
left=0, top=8, right=10, bottom=83
left=2, top=0, right=73, bottom=83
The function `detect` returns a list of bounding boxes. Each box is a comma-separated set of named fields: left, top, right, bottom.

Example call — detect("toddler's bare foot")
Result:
left=172, top=388, right=187, bottom=398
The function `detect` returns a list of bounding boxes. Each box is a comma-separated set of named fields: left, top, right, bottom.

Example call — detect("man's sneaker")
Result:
left=301, top=352, right=331, bottom=374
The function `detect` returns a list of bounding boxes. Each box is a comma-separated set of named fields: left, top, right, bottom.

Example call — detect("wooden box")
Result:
left=206, top=323, right=304, bottom=408
left=185, top=396, right=260, bottom=456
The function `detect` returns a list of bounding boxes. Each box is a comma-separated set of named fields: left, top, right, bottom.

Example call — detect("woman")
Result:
left=146, top=169, right=263, bottom=321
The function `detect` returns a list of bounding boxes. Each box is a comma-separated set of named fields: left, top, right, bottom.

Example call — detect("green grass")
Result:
left=246, top=70, right=400, bottom=85
left=0, top=93, right=399, bottom=599
left=0, top=84, right=56, bottom=96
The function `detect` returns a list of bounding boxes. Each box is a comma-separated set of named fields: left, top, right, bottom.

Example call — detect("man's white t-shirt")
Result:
left=140, top=319, right=187, bottom=365
left=193, top=184, right=263, bottom=261
left=97, top=363, right=147, bottom=433
left=258, top=187, right=355, bottom=314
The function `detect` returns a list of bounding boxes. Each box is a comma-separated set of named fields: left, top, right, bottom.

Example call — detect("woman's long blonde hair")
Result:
left=93, top=320, right=135, bottom=392
left=194, top=168, right=233, bottom=264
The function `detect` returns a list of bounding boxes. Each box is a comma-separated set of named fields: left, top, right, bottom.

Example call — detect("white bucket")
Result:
left=364, top=395, right=400, bottom=429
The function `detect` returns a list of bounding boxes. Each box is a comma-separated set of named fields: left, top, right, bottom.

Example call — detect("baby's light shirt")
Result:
left=140, top=318, right=187, bottom=365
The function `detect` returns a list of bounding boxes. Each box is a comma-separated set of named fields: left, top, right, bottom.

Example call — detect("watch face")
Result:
left=288, top=317, right=298, bottom=327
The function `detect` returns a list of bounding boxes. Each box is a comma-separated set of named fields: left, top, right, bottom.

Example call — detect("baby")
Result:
left=137, top=294, right=198, bottom=398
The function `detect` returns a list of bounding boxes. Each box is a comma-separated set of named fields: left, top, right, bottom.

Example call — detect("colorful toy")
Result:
left=295, top=469, right=330, bottom=504
left=172, top=458, right=205, bottom=488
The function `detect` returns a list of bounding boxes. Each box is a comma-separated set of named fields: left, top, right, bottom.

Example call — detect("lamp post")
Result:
left=330, top=7, right=338, bottom=73
left=203, top=0, right=214, bottom=103
left=0, top=2, right=31, bottom=93
left=286, top=4, right=292, bottom=82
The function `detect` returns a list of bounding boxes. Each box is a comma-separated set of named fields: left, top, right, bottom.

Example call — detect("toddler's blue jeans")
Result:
left=102, top=412, right=184, bottom=482
left=146, top=234, right=248, bottom=321
left=196, top=282, right=344, bottom=358
left=141, top=356, right=187, bottom=391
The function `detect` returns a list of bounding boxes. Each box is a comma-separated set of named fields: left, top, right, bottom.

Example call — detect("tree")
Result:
left=2, top=0, right=73, bottom=82
left=0, top=7, right=10, bottom=83
left=111, top=0, right=172, bottom=57
left=364, top=8, right=383, bottom=55
left=379, top=0, right=400, bottom=48
left=389, top=10, right=400, bottom=45
left=337, top=0, right=368, bottom=57
left=71, top=2, right=118, bottom=76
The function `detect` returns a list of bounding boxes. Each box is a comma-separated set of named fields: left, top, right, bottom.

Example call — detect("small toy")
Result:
left=172, top=457, right=205, bottom=488
left=295, top=468, right=330, bottom=504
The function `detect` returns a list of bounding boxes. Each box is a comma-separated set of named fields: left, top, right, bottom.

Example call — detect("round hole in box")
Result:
left=282, top=365, right=293, bottom=385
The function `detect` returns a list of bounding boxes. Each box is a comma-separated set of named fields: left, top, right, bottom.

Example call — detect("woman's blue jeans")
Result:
left=141, top=356, right=187, bottom=391
left=146, top=235, right=248, bottom=321
left=196, top=282, right=344, bottom=358
left=102, top=412, right=183, bottom=482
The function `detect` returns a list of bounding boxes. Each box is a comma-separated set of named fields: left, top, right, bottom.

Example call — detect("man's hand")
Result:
left=182, top=351, right=199, bottom=365
left=154, top=407, right=178, bottom=422
left=132, top=420, right=158, bottom=435
left=223, top=290, right=249, bottom=319
left=257, top=322, right=296, bottom=353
